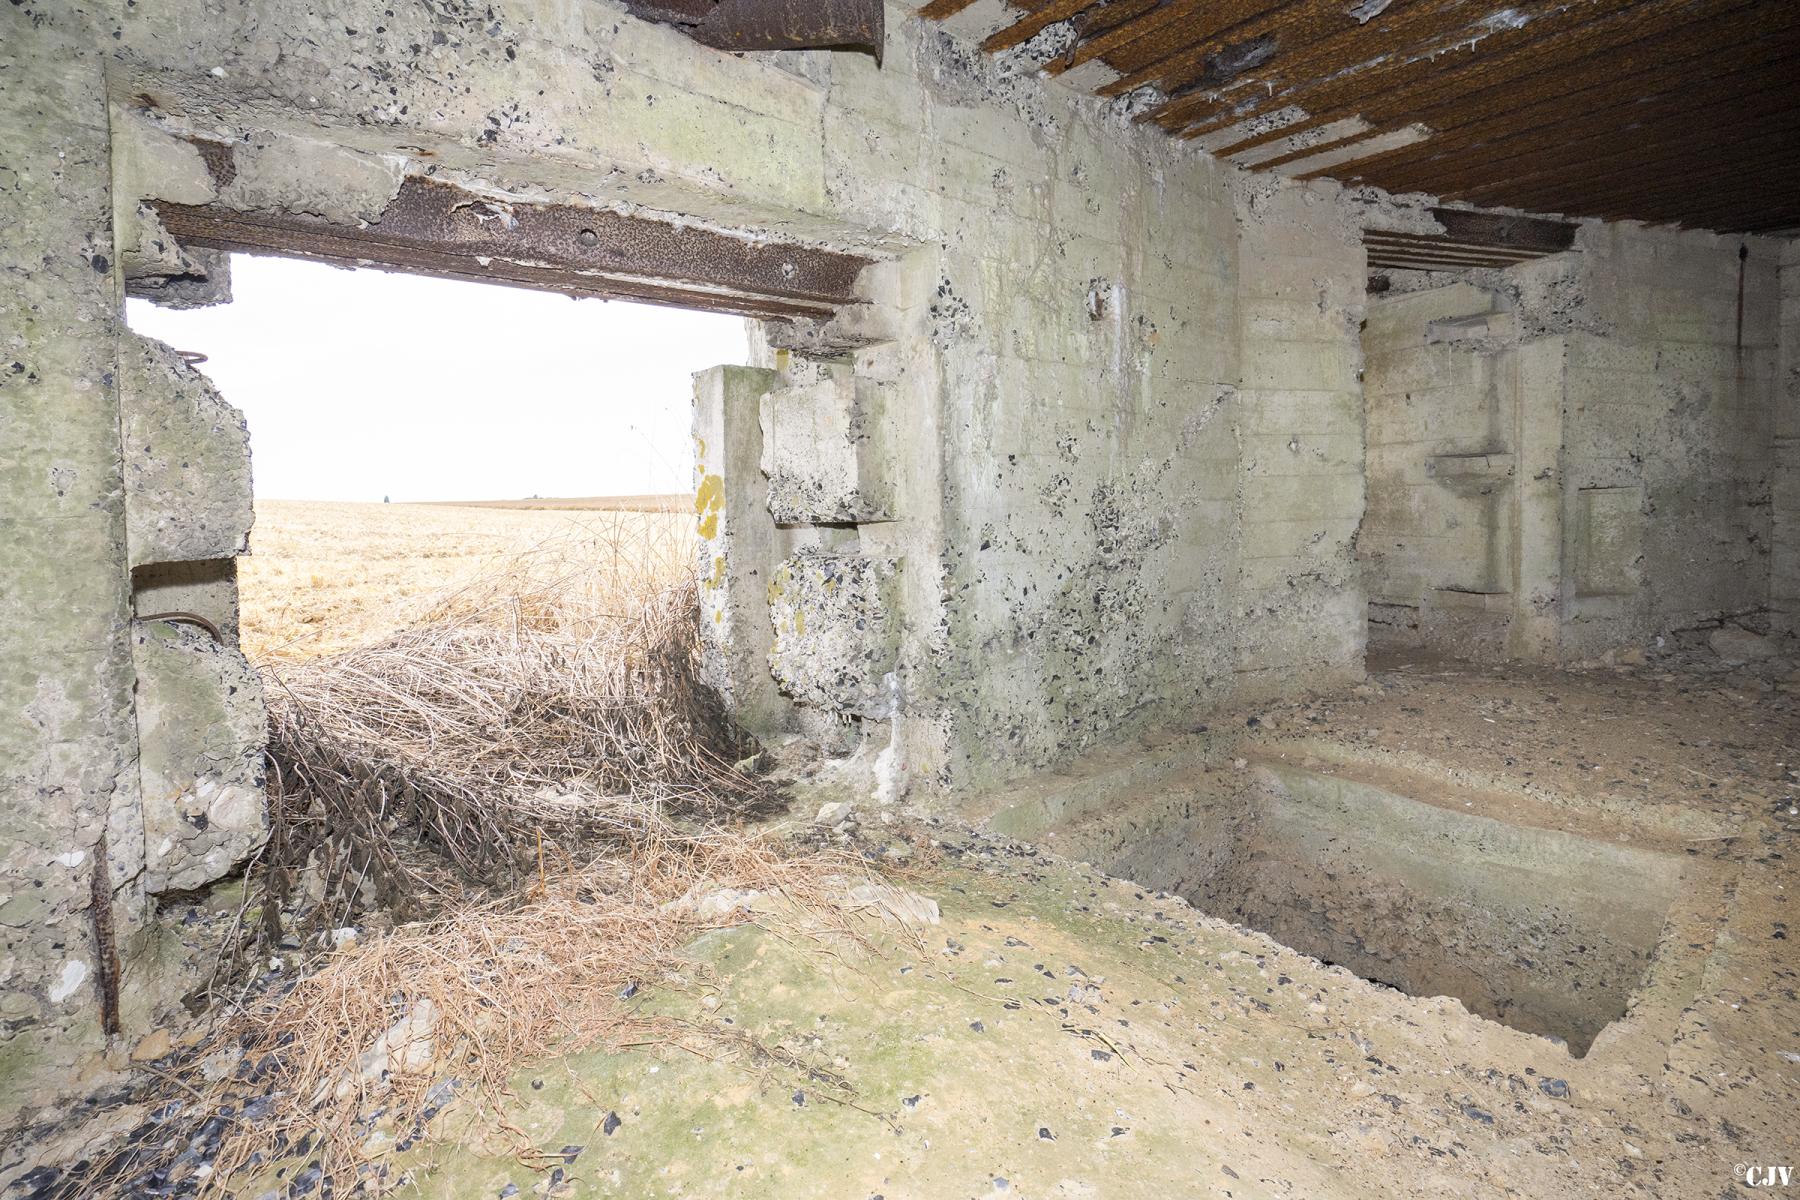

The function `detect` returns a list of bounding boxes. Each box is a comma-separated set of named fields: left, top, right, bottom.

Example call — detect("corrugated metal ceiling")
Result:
left=917, top=0, right=1800, bottom=234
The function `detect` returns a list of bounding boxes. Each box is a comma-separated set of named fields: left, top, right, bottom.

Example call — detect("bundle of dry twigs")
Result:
left=257, top=523, right=778, bottom=929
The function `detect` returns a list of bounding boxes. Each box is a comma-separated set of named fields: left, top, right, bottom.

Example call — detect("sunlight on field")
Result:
left=241, top=500, right=694, bottom=662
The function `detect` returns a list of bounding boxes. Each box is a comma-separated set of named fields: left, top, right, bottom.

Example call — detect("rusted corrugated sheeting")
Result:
left=918, top=0, right=1800, bottom=233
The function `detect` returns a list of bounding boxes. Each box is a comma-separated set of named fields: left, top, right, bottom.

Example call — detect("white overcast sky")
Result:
left=126, top=254, right=749, bottom=502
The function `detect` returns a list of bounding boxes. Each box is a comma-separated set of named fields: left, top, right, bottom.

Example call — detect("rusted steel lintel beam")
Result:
left=154, top=179, right=868, bottom=321
left=1364, top=231, right=1552, bottom=253
left=1366, top=251, right=1544, bottom=272
left=1363, top=238, right=1569, bottom=265
left=625, top=0, right=884, bottom=59
left=1422, top=210, right=1570, bottom=255
left=1362, top=245, right=1548, bottom=266
left=156, top=216, right=840, bottom=320
left=1366, top=252, right=1532, bottom=271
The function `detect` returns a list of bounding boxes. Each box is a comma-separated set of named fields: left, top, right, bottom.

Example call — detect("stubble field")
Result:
left=240, top=499, right=693, bottom=661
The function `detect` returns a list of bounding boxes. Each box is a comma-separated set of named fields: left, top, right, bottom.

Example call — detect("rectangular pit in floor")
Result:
left=1089, top=761, right=1683, bottom=1056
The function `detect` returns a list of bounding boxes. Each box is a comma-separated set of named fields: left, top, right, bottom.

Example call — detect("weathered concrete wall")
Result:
left=1363, top=222, right=1784, bottom=663
left=132, top=626, right=266, bottom=895
left=121, top=340, right=253, bottom=570
left=3, top=0, right=275, bottom=1123
left=92, top=0, right=1365, bottom=794
left=1363, top=283, right=1508, bottom=631
left=1360, top=282, right=1561, bottom=661
left=1558, top=224, right=1780, bottom=656
left=1231, top=180, right=1367, bottom=698
left=1, top=0, right=144, bottom=1120
left=1774, top=240, right=1800, bottom=637
left=918, top=86, right=1238, bottom=786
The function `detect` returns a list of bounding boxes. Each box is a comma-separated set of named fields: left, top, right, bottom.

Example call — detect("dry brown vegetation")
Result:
left=240, top=500, right=692, bottom=661
left=258, top=518, right=774, bottom=928
left=193, top=836, right=882, bottom=1197
left=68, top=500, right=885, bottom=1200
left=429, top=492, right=689, bottom=512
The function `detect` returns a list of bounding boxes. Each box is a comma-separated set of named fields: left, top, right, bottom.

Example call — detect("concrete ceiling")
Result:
left=918, top=0, right=1800, bottom=234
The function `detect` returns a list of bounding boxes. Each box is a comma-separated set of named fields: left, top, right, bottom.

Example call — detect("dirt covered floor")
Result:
left=342, top=652, right=1799, bottom=1199
left=9, top=653, right=1794, bottom=1199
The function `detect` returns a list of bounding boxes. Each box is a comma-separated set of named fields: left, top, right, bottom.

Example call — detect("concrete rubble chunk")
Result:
left=1708, top=627, right=1778, bottom=664
left=839, top=881, right=942, bottom=926
left=132, top=624, right=268, bottom=895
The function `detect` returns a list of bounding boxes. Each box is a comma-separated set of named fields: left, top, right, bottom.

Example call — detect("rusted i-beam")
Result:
left=156, top=178, right=869, bottom=322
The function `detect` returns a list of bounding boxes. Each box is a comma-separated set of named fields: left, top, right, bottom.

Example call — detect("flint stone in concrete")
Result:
left=768, top=553, right=900, bottom=717
left=133, top=623, right=268, bottom=894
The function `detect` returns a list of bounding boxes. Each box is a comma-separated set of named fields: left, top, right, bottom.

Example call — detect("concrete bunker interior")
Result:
left=6, top=0, right=1800, bottom=1196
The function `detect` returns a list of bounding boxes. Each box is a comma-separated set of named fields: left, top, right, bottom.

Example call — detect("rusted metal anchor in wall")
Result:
left=620, top=0, right=884, bottom=62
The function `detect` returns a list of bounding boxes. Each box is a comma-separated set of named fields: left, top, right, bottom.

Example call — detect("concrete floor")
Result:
left=372, top=652, right=1799, bottom=1198
left=7, top=651, right=1794, bottom=1198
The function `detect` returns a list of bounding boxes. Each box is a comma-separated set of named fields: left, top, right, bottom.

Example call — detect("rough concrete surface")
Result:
left=58, top=655, right=1777, bottom=1200
left=3, top=0, right=1799, bottom=1179
left=131, top=624, right=267, bottom=895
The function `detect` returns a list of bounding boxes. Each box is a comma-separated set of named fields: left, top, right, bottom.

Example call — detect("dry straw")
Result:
left=68, top=514, right=891, bottom=1198
left=189, top=834, right=877, bottom=1196
left=256, top=514, right=781, bottom=932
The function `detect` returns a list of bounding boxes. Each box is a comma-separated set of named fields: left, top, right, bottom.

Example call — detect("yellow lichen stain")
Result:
left=795, top=607, right=805, bottom=638
left=705, top=555, right=726, bottom=589
left=695, top=473, right=724, bottom=540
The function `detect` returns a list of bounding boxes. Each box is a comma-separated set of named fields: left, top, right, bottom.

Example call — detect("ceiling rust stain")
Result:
left=625, top=0, right=884, bottom=59
left=918, top=0, right=1800, bottom=233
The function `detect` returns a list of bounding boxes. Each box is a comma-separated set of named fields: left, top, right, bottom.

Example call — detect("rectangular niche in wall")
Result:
left=1573, top=485, right=1644, bottom=598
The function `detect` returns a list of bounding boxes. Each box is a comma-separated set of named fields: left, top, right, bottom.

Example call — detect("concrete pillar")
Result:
left=0, top=1, right=142, bottom=1115
left=692, top=365, right=790, bottom=738
left=1509, top=337, right=1567, bottom=661
left=1774, top=242, right=1800, bottom=636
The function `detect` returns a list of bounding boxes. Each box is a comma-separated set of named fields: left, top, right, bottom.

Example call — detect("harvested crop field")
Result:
left=240, top=499, right=693, bottom=661
left=432, top=493, right=689, bottom=512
